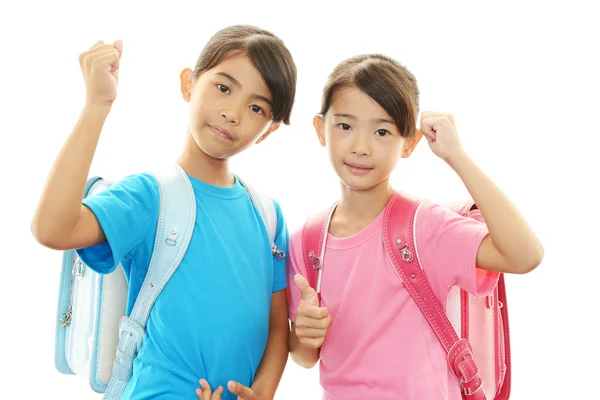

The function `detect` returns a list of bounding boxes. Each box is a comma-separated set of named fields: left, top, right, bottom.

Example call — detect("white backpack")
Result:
left=54, top=163, right=280, bottom=399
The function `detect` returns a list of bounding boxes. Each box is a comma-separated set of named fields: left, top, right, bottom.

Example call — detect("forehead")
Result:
left=209, top=54, right=272, bottom=100
left=329, top=86, right=393, bottom=122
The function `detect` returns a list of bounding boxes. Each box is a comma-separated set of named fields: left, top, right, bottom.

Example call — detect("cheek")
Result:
left=248, top=117, right=270, bottom=135
left=328, top=143, right=347, bottom=165
left=190, top=86, right=217, bottom=113
left=379, top=142, right=403, bottom=165
left=188, top=94, right=204, bottom=117
left=326, top=130, right=345, bottom=148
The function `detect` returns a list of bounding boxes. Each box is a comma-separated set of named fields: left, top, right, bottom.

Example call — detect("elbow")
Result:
left=31, top=217, right=67, bottom=250
left=515, top=243, right=545, bottom=274
left=31, top=230, right=60, bottom=250
left=31, top=218, right=53, bottom=248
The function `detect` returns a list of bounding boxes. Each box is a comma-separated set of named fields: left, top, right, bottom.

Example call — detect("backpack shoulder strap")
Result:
left=382, top=192, right=485, bottom=399
left=132, top=162, right=196, bottom=323
left=103, top=162, right=196, bottom=399
left=301, top=203, right=337, bottom=306
left=237, top=177, right=287, bottom=260
left=240, top=178, right=277, bottom=243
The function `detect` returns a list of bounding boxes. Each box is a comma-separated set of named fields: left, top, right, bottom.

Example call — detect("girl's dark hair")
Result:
left=193, top=25, right=297, bottom=125
left=320, top=54, right=420, bottom=137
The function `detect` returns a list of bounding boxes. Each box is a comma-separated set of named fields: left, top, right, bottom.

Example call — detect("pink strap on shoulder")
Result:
left=302, top=204, right=336, bottom=307
left=383, top=193, right=486, bottom=400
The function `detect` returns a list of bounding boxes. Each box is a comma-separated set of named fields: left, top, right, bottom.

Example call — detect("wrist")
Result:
left=251, top=384, right=274, bottom=400
left=83, top=99, right=113, bottom=115
left=445, top=148, right=470, bottom=171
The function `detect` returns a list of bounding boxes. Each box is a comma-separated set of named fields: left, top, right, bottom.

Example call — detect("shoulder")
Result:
left=415, top=200, right=453, bottom=226
left=83, top=172, right=160, bottom=223
left=413, top=199, right=487, bottom=255
left=287, top=204, right=331, bottom=270
left=116, top=172, right=159, bottom=192
left=99, top=172, right=159, bottom=200
left=271, top=198, right=284, bottom=222
left=415, top=200, right=483, bottom=229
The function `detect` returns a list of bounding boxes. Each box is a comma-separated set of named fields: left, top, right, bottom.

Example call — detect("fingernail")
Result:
left=199, top=378, right=207, bottom=386
left=228, top=381, right=236, bottom=390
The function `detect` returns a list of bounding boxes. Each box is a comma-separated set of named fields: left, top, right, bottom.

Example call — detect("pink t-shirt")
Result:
left=287, top=201, right=500, bottom=400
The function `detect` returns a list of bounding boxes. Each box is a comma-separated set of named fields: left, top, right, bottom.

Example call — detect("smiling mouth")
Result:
left=344, top=162, right=374, bottom=174
left=209, top=125, right=233, bottom=140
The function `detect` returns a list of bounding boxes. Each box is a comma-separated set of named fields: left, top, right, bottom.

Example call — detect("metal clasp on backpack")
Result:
left=165, top=228, right=179, bottom=246
left=72, top=255, right=85, bottom=279
left=272, top=243, right=286, bottom=260
left=309, top=251, right=321, bottom=270
left=60, top=304, right=72, bottom=327
left=395, top=238, right=414, bottom=263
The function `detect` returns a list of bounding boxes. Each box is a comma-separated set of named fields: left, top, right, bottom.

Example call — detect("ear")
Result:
left=401, top=128, right=423, bottom=158
left=180, top=68, right=194, bottom=103
left=313, top=115, right=326, bottom=147
left=255, top=123, right=280, bottom=144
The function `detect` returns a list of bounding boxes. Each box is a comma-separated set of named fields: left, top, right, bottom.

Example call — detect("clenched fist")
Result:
left=419, top=111, right=464, bottom=163
left=78, top=40, right=123, bottom=106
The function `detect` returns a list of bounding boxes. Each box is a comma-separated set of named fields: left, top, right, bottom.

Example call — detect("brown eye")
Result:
left=217, top=84, right=230, bottom=94
left=338, top=123, right=352, bottom=131
left=250, top=105, right=264, bottom=115
left=375, top=129, right=390, bottom=137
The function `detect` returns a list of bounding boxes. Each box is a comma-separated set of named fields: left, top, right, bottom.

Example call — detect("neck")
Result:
left=176, top=130, right=235, bottom=187
left=336, top=178, right=395, bottom=222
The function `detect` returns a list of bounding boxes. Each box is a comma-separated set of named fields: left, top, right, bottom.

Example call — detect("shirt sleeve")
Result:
left=416, top=201, right=499, bottom=297
left=271, top=199, right=289, bottom=293
left=75, top=173, right=159, bottom=275
left=286, top=225, right=308, bottom=322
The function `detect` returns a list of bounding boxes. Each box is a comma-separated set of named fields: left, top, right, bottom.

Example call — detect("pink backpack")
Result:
left=301, top=192, right=511, bottom=400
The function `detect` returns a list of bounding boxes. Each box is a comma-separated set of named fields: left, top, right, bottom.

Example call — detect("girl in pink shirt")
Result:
left=287, top=54, right=544, bottom=399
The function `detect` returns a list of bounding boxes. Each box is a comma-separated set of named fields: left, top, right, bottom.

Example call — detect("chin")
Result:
left=202, top=143, right=238, bottom=160
left=190, top=131, right=235, bottom=160
left=337, top=171, right=390, bottom=193
left=337, top=176, right=377, bottom=192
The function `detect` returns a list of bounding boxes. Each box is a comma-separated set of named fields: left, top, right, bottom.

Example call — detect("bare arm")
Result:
left=226, top=290, right=291, bottom=400
left=249, top=290, right=290, bottom=400
left=448, top=151, right=544, bottom=274
left=31, top=40, right=123, bottom=250
left=420, top=112, right=544, bottom=275
left=31, top=104, right=110, bottom=250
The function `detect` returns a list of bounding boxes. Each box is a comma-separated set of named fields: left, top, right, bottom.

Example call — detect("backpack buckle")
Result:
left=395, top=238, right=414, bottom=263
left=60, top=304, right=72, bottom=327
left=165, top=228, right=179, bottom=246
left=272, top=243, right=286, bottom=260
left=309, top=251, right=321, bottom=270
left=72, top=255, right=85, bottom=279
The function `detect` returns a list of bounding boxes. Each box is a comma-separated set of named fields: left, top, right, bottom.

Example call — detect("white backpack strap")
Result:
left=103, top=163, right=196, bottom=399
left=237, top=177, right=284, bottom=260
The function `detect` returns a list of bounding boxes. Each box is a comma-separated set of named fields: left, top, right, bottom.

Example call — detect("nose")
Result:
left=350, top=131, right=371, bottom=157
left=220, top=101, right=242, bottom=126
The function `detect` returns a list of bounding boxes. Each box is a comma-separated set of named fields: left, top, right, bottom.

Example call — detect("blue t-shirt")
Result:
left=76, top=172, right=288, bottom=400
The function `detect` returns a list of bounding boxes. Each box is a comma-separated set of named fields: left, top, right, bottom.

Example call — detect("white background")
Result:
left=1, top=0, right=598, bottom=398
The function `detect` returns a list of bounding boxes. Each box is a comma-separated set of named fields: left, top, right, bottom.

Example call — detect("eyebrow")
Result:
left=215, top=72, right=273, bottom=107
left=333, top=113, right=394, bottom=125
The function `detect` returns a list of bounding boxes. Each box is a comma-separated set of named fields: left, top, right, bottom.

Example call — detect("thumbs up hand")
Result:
left=293, top=274, right=332, bottom=349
